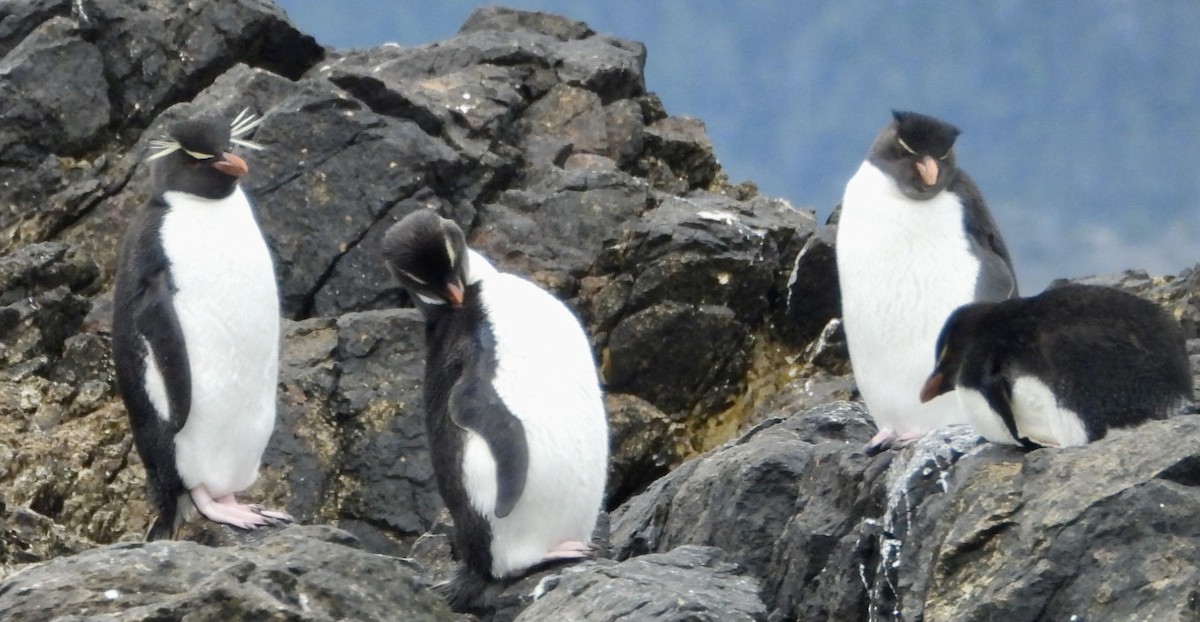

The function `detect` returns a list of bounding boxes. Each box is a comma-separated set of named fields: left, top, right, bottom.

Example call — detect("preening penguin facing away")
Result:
left=835, top=110, right=1018, bottom=454
left=112, top=110, right=292, bottom=540
left=921, top=284, right=1194, bottom=448
left=382, top=209, right=609, bottom=613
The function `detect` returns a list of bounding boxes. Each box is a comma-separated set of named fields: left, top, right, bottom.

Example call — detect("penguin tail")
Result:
left=433, top=563, right=507, bottom=614
left=143, top=492, right=189, bottom=541
left=144, top=512, right=176, bottom=541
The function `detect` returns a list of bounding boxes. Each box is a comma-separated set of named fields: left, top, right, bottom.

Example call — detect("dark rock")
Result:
left=610, top=401, right=876, bottom=590
left=248, top=86, right=462, bottom=318
left=260, top=309, right=440, bottom=556
left=639, top=116, right=719, bottom=192
left=604, top=393, right=689, bottom=508
left=0, top=242, right=98, bottom=379
left=518, top=84, right=610, bottom=161
left=553, top=35, right=647, bottom=104
left=472, top=168, right=652, bottom=288
left=0, top=525, right=453, bottom=621
left=0, top=0, right=321, bottom=256
left=518, top=546, right=767, bottom=621
left=605, top=300, right=747, bottom=414
left=0, top=17, right=109, bottom=162
left=593, top=192, right=816, bottom=417
left=459, top=6, right=594, bottom=41
left=781, top=224, right=841, bottom=349
left=918, top=417, right=1200, bottom=621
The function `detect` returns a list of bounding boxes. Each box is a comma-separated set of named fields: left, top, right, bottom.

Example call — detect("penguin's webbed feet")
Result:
left=189, top=485, right=294, bottom=531
left=864, top=428, right=925, bottom=456
left=539, top=540, right=595, bottom=563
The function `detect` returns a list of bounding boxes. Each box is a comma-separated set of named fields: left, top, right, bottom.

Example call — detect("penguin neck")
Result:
left=465, top=249, right=496, bottom=285
left=413, top=249, right=497, bottom=314
left=161, top=187, right=250, bottom=214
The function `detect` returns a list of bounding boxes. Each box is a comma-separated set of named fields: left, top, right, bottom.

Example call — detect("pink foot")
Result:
left=539, top=540, right=594, bottom=563
left=865, top=428, right=925, bottom=456
left=189, top=485, right=294, bottom=530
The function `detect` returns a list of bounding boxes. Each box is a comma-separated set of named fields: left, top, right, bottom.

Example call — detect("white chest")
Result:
left=836, top=162, right=982, bottom=430
left=159, top=189, right=278, bottom=307
left=837, top=162, right=981, bottom=317
left=158, top=189, right=280, bottom=496
left=460, top=256, right=608, bottom=576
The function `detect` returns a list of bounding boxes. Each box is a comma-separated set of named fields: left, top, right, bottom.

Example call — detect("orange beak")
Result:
left=919, top=372, right=944, bottom=403
left=445, top=281, right=464, bottom=307
left=915, top=156, right=938, bottom=186
left=213, top=152, right=249, bottom=178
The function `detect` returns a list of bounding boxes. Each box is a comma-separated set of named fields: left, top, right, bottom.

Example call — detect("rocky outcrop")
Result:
left=518, top=546, right=768, bottom=621
left=611, top=402, right=1200, bottom=621
left=0, top=2, right=1198, bottom=621
left=0, top=525, right=452, bottom=620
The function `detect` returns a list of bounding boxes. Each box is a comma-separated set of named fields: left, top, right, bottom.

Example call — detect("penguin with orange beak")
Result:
left=836, top=110, right=1018, bottom=454
left=381, top=209, right=609, bottom=612
left=113, top=110, right=293, bottom=539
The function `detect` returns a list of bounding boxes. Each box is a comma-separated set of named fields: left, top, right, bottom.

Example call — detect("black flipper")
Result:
left=955, top=173, right=1018, bottom=301
left=978, top=356, right=1040, bottom=450
left=112, top=201, right=193, bottom=539
left=448, top=327, right=529, bottom=519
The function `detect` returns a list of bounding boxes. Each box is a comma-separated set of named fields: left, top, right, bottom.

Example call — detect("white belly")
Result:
left=958, top=377, right=1089, bottom=448
left=159, top=189, right=280, bottom=497
left=837, top=162, right=980, bottom=434
left=461, top=266, right=608, bottom=577
left=1010, top=376, right=1088, bottom=447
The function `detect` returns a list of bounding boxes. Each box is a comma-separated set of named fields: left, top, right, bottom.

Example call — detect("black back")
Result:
left=866, top=110, right=1018, bottom=299
left=111, top=198, right=191, bottom=539
left=421, top=289, right=498, bottom=582
left=421, top=286, right=529, bottom=582
left=934, top=284, right=1192, bottom=445
left=956, top=174, right=1019, bottom=300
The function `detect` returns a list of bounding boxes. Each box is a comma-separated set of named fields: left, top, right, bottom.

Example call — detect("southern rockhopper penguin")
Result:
left=921, top=283, right=1194, bottom=448
left=835, top=109, right=1018, bottom=454
left=382, top=209, right=609, bottom=612
left=112, top=110, right=292, bottom=540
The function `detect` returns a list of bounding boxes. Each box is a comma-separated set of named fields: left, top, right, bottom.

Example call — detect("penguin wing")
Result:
left=113, top=215, right=192, bottom=435
left=979, top=360, right=1043, bottom=449
left=448, top=357, right=529, bottom=519
left=955, top=175, right=1018, bottom=300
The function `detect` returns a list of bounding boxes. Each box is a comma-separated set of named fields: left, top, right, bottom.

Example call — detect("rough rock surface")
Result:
left=612, top=402, right=1200, bottom=622
left=0, top=2, right=1198, bottom=621
left=0, top=525, right=452, bottom=620
left=518, top=546, right=767, bottom=621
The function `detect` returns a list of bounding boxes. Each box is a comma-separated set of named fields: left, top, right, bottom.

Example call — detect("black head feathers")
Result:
left=865, top=110, right=964, bottom=199
left=891, top=110, right=961, bottom=158
left=382, top=209, right=470, bottom=308
left=147, top=109, right=263, bottom=200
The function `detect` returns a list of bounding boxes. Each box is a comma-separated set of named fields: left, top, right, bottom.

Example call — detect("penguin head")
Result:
left=382, top=209, right=470, bottom=308
left=868, top=110, right=961, bottom=201
left=148, top=109, right=263, bottom=200
left=919, top=301, right=994, bottom=403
